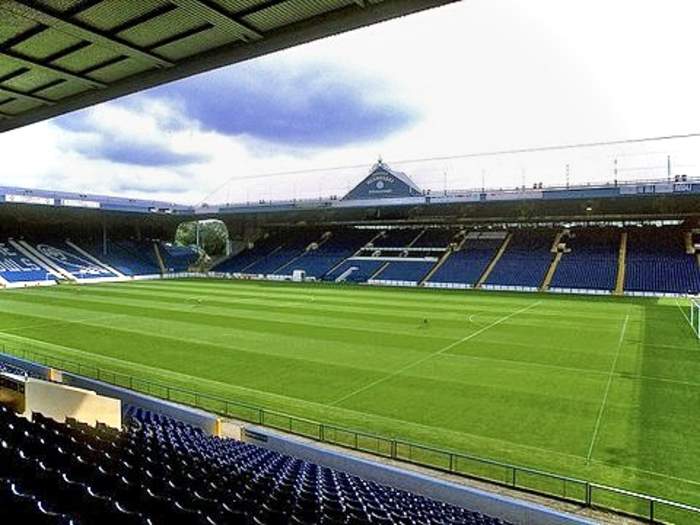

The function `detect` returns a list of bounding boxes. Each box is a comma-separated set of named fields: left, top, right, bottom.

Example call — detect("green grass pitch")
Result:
left=0, top=279, right=699, bottom=512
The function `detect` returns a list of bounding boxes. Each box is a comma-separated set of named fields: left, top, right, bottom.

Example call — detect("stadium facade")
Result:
left=1, top=161, right=699, bottom=296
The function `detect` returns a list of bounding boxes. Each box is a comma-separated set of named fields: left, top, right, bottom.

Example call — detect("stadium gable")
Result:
left=342, top=160, right=422, bottom=200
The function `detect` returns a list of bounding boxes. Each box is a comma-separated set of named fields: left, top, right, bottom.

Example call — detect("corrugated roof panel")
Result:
left=0, top=11, right=38, bottom=44
left=118, top=9, right=214, bottom=49
left=245, top=0, right=355, bottom=32
left=88, top=59, right=155, bottom=84
left=34, top=79, right=88, bottom=100
left=213, top=0, right=266, bottom=13
left=10, top=28, right=84, bottom=61
left=34, top=0, right=89, bottom=14
left=156, top=27, right=237, bottom=62
left=1, top=68, right=58, bottom=92
left=52, top=44, right=121, bottom=73
left=0, top=97, right=42, bottom=115
left=73, top=0, right=173, bottom=33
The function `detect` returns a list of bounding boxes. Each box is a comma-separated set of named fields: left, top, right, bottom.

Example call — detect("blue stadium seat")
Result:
left=486, top=230, right=554, bottom=288
left=374, top=260, right=435, bottom=282
left=428, top=236, right=504, bottom=285
left=31, top=241, right=118, bottom=280
left=324, top=259, right=386, bottom=283
left=158, top=244, right=198, bottom=272
left=550, top=229, right=619, bottom=291
left=278, top=228, right=376, bottom=278
left=0, top=242, right=50, bottom=283
left=625, top=227, right=700, bottom=294
left=81, top=240, right=161, bottom=276
left=0, top=404, right=511, bottom=524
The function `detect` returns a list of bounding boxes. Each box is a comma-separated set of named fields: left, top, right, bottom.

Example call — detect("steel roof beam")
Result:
left=170, top=0, right=263, bottom=39
left=0, top=1, right=173, bottom=68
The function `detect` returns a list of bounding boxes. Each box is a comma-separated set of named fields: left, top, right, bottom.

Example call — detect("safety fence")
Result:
left=2, top=344, right=699, bottom=524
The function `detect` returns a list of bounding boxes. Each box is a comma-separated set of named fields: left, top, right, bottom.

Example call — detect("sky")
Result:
left=2, top=0, right=700, bottom=204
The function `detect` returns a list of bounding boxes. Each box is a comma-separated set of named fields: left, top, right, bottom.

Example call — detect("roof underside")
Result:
left=0, top=0, right=455, bottom=132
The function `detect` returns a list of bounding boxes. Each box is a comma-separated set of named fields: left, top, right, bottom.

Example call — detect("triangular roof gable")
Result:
left=342, top=161, right=422, bottom=200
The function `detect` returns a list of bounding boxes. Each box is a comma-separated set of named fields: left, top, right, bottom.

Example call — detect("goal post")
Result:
left=688, top=296, right=700, bottom=339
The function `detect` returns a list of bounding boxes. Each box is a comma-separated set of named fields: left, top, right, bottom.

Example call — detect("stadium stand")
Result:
left=245, top=230, right=323, bottom=275
left=427, top=233, right=506, bottom=286
left=411, top=229, right=457, bottom=248
left=372, top=229, right=424, bottom=248
left=373, top=260, right=436, bottom=283
left=212, top=232, right=289, bottom=274
left=0, top=242, right=51, bottom=284
left=625, top=227, right=700, bottom=294
left=324, top=259, right=387, bottom=283
left=485, top=230, right=555, bottom=289
left=550, top=229, right=620, bottom=292
left=82, top=241, right=161, bottom=277
left=28, top=241, right=119, bottom=280
left=0, top=402, right=510, bottom=524
left=277, top=229, right=377, bottom=278
left=158, top=243, right=199, bottom=273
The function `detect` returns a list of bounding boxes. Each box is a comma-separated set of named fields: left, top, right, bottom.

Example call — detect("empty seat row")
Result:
left=0, top=402, right=510, bottom=524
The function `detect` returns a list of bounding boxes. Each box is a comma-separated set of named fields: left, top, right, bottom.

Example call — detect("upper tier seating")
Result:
left=277, top=229, right=376, bottom=278
left=245, top=230, right=322, bottom=275
left=82, top=240, right=161, bottom=276
left=32, top=241, right=118, bottom=279
left=550, top=229, right=619, bottom=291
left=0, top=242, right=49, bottom=283
left=373, top=261, right=435, bottom=283
left=324, top=259, right=386, bottom=283
left=486, top=230, right=554, bottom=288
left=625, top=227, right=700, bottom=294
left=411, top=229, right=457, bottom=248
left=0, top=404, right=509, bottom=524
left=159, top=244, right=198, bottom=273
left=372, top=229, right=423, bottom=248
left=428, top=236, right=504, bottom=285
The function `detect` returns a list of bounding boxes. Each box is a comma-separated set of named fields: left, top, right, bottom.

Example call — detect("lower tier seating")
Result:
left=486, top=230, right=554, bottom=288
left=374, top=260, right=435, bottom=282
left=428, top=237, right=504, bottom=285
left=243, top=230, right=322, bottom=275
left=0, top=242, right=49, bottom=283
left=82, top=240, right=161, bottom=276
left=31, top=241, right=118, bottom=279
left=625, top=227, right=700, bottom=294
left=324, top=259, right=386, bottom=283
left=550, top=229, right=619, bottom=291
left=274, top=229, right=376, bottom=278
left=0, top=403, right=510, bottom=524
left=158, top=244, right=198, bottom=272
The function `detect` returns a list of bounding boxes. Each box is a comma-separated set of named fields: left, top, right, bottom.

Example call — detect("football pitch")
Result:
left=0, top=279, right=699, bottom=512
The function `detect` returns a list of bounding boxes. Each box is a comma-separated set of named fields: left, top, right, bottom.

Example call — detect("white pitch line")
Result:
left=585, top=313, right=629, bottom=463
left=328, top=300, right=541, bottom=407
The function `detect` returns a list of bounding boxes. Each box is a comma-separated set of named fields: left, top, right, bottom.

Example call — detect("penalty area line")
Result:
left=328, top=300, right=541, bottom=407
left=585, top=313, right=629, bottom=463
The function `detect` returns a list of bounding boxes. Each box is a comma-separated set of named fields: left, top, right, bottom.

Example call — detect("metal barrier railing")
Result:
left=2, top=344, right=700, bottom=524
